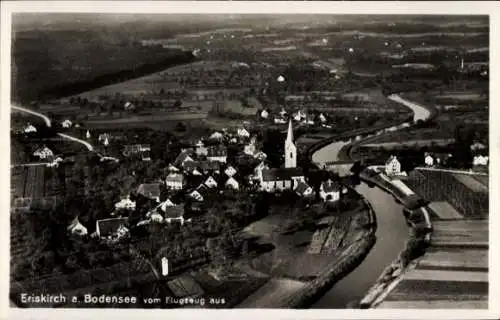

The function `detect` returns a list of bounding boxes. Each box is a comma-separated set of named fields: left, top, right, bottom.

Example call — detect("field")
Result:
left=451, top=173, right=488, bottom=193
left=427, top=201, right=464, bottom=220
left=405, top=170, right=488, bottom=219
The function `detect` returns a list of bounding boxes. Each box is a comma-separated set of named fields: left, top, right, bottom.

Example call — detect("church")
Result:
left=259, top=120, right=305, bottom=192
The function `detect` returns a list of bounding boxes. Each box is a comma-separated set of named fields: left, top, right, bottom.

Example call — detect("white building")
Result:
left=225, top=177, right=240, bottom=190
left=237, top=128, right=250, bottom=138
left=115, top=198, right=136, bottom=211
left=424, top=154, right=434, bottom=167
left=473, top=155, right=489, bottom=166
left=274, top=117, right=287, bottom=124
left=33, top=146, right=54, bottom=160
left=160, top=199, right=176, bottom=211
left=294, top=182, right=314, bottom=197
left=225, top=165, right=237, bottom=177
left=165, top=173, right=185, bottom=190
left=67, top=217, right=88, bottom=236
left=319, top=113, right=327, bottom=123
left=385, top=155, right=402, bottom=176
left=85, top=130, right=91, bottom=139
left=204, top=176, right=218, bottom=188
left=319, top=179, right=341, bottom=202
left=24, top=124, right=37, bottom=133
left=189, top=190, right=204, bottom=202
left=260, top=109, right=269, bottom=119
left=209, top=131, right=224, bottom=141
left=61, top=119, right=73, bottom=128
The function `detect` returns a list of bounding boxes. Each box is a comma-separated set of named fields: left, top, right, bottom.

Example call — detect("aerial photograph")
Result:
left=9, top=13, right=489, bottom=309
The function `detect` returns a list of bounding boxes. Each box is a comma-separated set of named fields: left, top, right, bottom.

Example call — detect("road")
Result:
left=12, top=104, right=105, bottom=155
left=387, top=94, right=431, bottom=122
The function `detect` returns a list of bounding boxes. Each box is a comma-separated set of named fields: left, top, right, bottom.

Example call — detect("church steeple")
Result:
left=286, top=119, right=294, bottom=143
left=284, top=120, right=297, bottom=168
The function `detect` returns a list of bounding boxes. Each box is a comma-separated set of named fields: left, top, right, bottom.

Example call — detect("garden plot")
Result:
left=416, top=248, right=488, bottom=270
left=452, top=174, right=489, bottom=193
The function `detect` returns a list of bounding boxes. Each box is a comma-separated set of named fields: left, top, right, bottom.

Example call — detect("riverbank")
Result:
left=357, top=169, right=433, bottom=308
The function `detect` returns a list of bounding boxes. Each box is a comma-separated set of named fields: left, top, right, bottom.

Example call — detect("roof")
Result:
left=97, top=217, right=128, bottom=237
left=166, top=173, right=184, bottom=183
left=137, top=183, right=161, bottom=199
left=262, top=167, right=304, bottom=182
left=295, top=182, right=312, bottom=194
left=321, top=179, right=341, bottom=193
left=67, top=216, right=84, bottom=231
left=385, top=155, right=399, bottom=166
left=174, top=150, right=195, bottom=166
left=184, top=160, right=221, bottom=172
left=163, top=205, right=185, bottom=219
left=226, top=177, right=239, bottom=185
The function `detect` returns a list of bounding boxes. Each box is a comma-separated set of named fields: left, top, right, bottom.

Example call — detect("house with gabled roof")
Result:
left=225, top=177, right=240, bottom=190
left=294, top=181, right=314, bottom=197
left=67, top=217, right=88, bottom=236
left=224, top=165, right=238, bottom=177
left=319, top=179, right=341, bottom=202
left=237, top=127, right=250, bottom=138
left=209, top=131, right=224, bottom=141
left=385, top=155, right=402, bottom=176
left=114, top=197, right=136, bottom=211
left=195, top=140, right=208, bottom=156
left=24, top=123, right=37, bottom=133
left=33, top=146, right=54, bottom=160
left=137, top=183, right=161, bottom=203
left=260, top=167, right=305, bottom=192
left=188, top=189, right=204, bottom=202
left=160, top=198, right=176, bottom=211
left=164, top=205, right=186, bottom=225
left=61, top=119, right=73, bottom=128
left=204, top=176, right=218, bottom=188
left=165, top=173, right=185, bottom=190
left=167, top=164, right=180, bottom=173
left=174, top=150, right=195, bottom=167
left=260, top=109, right=269, bottom=119
left=96, top=217, right=129, bottom=239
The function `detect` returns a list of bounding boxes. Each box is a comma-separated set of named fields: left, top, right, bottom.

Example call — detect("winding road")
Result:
left=12, top=104, right=106, bottom=156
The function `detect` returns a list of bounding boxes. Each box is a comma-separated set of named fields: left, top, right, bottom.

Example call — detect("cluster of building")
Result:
left=260, top=108, right=332, bottom=129
left=67, top=120, right=346, bottom=241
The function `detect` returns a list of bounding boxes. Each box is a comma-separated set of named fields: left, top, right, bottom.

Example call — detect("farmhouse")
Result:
left=225, top=177, right=240, bottom=190
left=295, top=182, right=314, bottom=197
left=166, top=173, right=185, bottom=190
left=24, top=124, right=37, bottom=133
left=260, top=109, right=269, bottom=119
left=67, top=217, right=88, bottom=236
left=319, top=179, right=341, bottom=202
left=207, top=145, right=228, bottom=163
left=225, top=165, right=238, bottom=177
left=237, top=127, right=250, bottom=138
left=209, top=131, right=224, bottom=141
left=160, top=198, right=176, bottom=211
left=61, top=119, right=73, bottom=128
left=204, top=176, right=218, bottom=188
left=424, top=154, right=434, bottom=167
left=114, top=197, right=136, bottom=210
left=137, top=183, right=161, bottom=203
left=188, top=189, right=204, bottom=202
left=164, top=205, right=186, bottom=225
left=95, top=217, right=129, bottom=239
left=33, top=146, right=54, bottom=160
left=385, top=155, right=401, bottom=176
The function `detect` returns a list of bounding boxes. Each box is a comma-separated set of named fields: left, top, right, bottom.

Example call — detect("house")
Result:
left=260, top=168, right=305, bottom=192
left=137, top=183, right=161, bottom=203
left=294, top=182, right=314, bottom=197
left=237, top=128, right=250, bottom=138
left=279, top=108, right=287, bottom=117
left=260, top=109, right=269, bottom=119
left=85, top=130, right=91, bottom=139
left=61, top=119, right=73, bottom=128
left=114, top=197, right=136, bottom=210
left=225, top=165, right=238, bottom=177
left=254, top=151, right=267, bottom=161
left=123, top=144, right=151, bottom=161
left=67, top=217, right=88, bottom=236
left=188, top=189, right=204, bottom=202
left=243, top=142, right=257, bottom=156
left=167, top=164, right=180, bottom=173
left=473, top=155, right=489, bottom=167
left=184, top=161, right=221, bottom=175
left=318, top=113, right=327, bottom=123
left=293, top=110, right=307, bottom=122
left=204, top=176, right=218, bottom=188
left=95, top=217, right=129, bottom=239
left=103, top=137, right=110, bottom=147
left=274, top=117, right=287, bottom=124
left=209, top=131, right=224, bottom=141
left=319, top=179, right=341, bottom=202
left=385, top=155, right=401, bottom=176
left=150, top=212, right=164, bottom=223
left=24, top=124, right=37, bottom=133
left=165, top=173, right=185, bottom=190
left=160, top=198, right=176, bottom=211
left=174, top=150, right=195, bottom=167
left=33, top=146, right=54, bottom=160
left=253, top=161, right=270, bottom=181
left=164, top=205, right=186, bottom=225
left=207, top=145, right=227, bottom=163
left=191, top=168, right=203, bottom=176
left=195, top=140, right=208, bottom=156
left=225, top=177, right=240, bottom=190
left=98, top=133, right=111, bottom=143
left=435, top=153, right=453, bottom=166
left=424, top=154, right=434, bottom=167
left=124, top=101, right=135, bottom=110
left=470, top=142, right=486, bottom=151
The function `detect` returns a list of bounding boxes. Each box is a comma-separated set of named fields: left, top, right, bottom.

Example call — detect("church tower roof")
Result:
left=286, top=119, right=294, bottom=142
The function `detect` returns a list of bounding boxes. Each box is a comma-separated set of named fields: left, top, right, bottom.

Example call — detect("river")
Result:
left=310, top=118, right=410, bottom=309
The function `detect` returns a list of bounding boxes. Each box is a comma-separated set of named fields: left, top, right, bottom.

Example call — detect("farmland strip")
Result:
left=402, top=269, right=488, bottom=283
